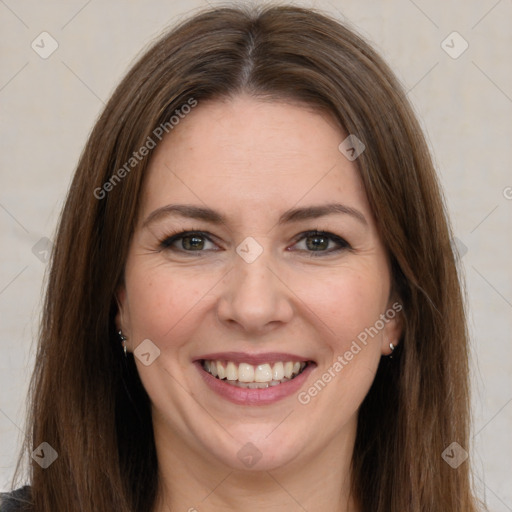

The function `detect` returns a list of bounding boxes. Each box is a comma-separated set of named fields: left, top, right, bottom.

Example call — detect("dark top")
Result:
left=0, top=487, right=32, bottom=511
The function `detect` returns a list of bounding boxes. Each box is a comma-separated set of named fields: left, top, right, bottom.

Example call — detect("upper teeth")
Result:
left=203, top=360, right=306, bottom=383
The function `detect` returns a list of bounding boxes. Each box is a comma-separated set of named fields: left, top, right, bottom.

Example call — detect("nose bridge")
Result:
left=236, top=251, right=274, bottom=293
left=233, top=243, right=278, bottom=306
left=234, top=234, right=274, bottom=286
left=216, top=238, right=293, bottom=330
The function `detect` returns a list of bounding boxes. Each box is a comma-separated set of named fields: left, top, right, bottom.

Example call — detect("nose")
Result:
left=216, top=250, right=294, bottom=334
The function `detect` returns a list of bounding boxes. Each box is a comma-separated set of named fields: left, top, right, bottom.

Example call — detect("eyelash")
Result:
left=158, top=228, right=351, bottom=257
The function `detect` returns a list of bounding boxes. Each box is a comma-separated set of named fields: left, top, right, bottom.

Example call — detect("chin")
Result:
left=200, top=423, right=309, bottom=472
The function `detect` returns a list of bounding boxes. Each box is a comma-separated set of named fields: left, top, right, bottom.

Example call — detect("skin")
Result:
left=117, top=95, right=402, bottom=512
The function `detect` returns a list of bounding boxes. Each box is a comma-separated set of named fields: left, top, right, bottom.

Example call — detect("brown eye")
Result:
left=160, top=231, right=217, bottom=252
left=305, top=234, right=330, bottom=251
left=181, top=234, right=206, bottom=250
left=291, top=230, right=350, bottom=256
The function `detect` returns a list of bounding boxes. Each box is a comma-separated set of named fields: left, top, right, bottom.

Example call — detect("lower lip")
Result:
left=195, top=362, right=315, bottom=406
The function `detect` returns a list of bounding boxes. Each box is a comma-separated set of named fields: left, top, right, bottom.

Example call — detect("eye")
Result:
left=158, top=229, right=350, bottom=256
left=291, top=230, right=350, bottom=256
left=160, top=231, right=218, bottom=252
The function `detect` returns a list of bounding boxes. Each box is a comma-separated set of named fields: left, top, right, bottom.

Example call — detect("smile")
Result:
left=195, top=351, right=316, bottom=405
left=201, top=360, right=308, bottom=389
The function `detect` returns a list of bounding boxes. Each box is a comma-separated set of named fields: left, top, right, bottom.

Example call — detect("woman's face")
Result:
left=117, top=95, right=402, bottom=471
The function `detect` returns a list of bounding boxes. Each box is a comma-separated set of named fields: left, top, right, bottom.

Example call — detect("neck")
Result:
left=151, top=417, right=359, bottom=512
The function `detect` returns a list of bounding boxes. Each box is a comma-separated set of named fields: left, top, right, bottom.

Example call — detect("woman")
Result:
left=2, top=5, right=484, bottom=511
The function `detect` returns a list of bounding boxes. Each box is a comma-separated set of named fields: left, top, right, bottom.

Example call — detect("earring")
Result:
left=389, top=342, right=395, bottom=358
left=118, top=330, right=127, bottom=357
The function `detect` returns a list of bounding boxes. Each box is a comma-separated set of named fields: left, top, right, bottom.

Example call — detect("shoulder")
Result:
left=0, top=487, right=32, bottom=512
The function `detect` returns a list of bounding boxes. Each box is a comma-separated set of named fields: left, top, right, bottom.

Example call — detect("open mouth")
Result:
left=200, top=359, right=310, bottom=389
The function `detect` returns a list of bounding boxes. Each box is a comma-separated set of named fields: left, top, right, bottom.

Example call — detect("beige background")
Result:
left=1, top=0, right=511, bottom=508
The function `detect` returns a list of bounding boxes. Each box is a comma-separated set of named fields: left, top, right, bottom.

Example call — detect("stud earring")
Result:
left=389, top=342, right=395, bottom=358
left=118, top=330, right=127, bottom=357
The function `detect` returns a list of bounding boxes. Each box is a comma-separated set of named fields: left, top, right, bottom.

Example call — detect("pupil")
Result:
left=307, top=235, right=328, bottom=251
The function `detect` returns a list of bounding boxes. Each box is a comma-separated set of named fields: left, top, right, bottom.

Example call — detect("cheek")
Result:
left=294, top=266, right=389, bottom=344
left=294, top=270, right=387, bottom=419
left=124, top=264, right=213, bottom=345
left=124, top=266, right=214, bottom=403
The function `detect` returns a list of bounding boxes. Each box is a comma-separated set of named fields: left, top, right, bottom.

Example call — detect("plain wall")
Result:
left=1, top=0, right=511, bottom=509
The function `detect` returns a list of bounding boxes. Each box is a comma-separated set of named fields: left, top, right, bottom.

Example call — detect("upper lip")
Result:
left=194, top=352, right=314, bottom=365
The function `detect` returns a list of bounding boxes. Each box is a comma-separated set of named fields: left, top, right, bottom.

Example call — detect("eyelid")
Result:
left=159, top=229, right=219, bottom=250
left=292, top=229, right=346, bottom=242
left=158, top=228, right=351, bottom=255
left=289, top=230, right=351, bottom=254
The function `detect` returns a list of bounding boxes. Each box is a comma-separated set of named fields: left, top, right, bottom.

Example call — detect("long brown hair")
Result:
left=13, top=5, right=483, bottom=511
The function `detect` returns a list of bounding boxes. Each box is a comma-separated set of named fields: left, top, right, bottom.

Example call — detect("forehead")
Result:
left=141, top=95, right=371, bottom=222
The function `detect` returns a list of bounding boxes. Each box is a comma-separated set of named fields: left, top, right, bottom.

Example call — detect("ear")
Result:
left=381, top=299, right=404, bottom=356
left=114, top=284, right=128, bottom=335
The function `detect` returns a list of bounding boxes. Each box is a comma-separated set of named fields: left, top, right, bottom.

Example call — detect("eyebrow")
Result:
left=142, top=202, right=367, bottom=228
